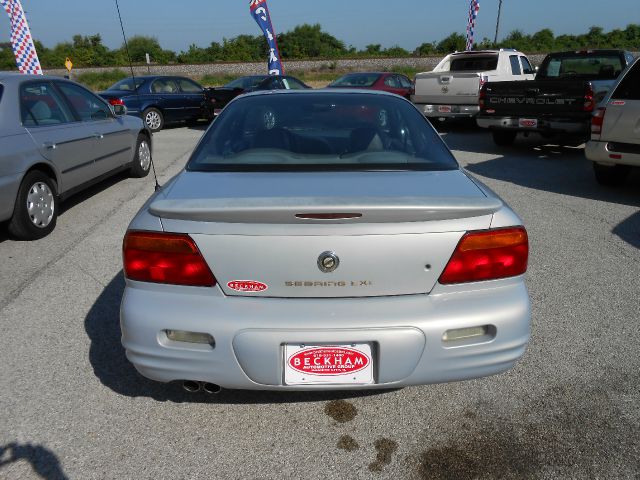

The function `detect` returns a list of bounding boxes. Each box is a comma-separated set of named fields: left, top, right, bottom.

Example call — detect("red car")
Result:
left=327, top=72, right=414, bottom=99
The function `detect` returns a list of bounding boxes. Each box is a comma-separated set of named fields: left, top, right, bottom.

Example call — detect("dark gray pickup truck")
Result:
left=477, top=50, right=636, bottom=145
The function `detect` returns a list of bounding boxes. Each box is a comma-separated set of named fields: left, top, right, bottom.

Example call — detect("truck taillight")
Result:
left=439, top=227, right=529, bottom=285
left=591, top=107, right=606, bottom=135
left=583, top=84, right=595, bottom=112
left=479, top=84, right=487, bottom=109
left=123, top=231, right=216, bottom=287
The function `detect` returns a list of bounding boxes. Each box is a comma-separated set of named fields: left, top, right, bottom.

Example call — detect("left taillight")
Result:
left=439, top=227, right=529, bottom=285
left=123, top=231, right=216, bottom=287
left=583, top=83, right=595, bottom=112
left=108, top=98, right=125, bottom=106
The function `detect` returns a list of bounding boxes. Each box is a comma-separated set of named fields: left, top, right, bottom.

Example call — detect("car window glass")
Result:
left=398, top=75, right=413, bottom=88
left=57, top=82, right=111, bottom=122
left=285, top=78, right=307, bottom=90
left=542, top=55, right=624, bottom=79
left=108, top=78, right=145, bottom=91
left=331, top=74, right=380, bottom=87
left=509, top=55, right=522, bottom=75
left=187, top=93, right=458, bottom=172
left=612, top=61, right=640, bottom=100
left=450, top=55, right=498, bottom=71
left=178, top=78, right=202, bottom=93
left=20, top=82, right=74, bottom=126
left=384, top=76, right=400, bottom=88
left=520, top=57, right=535, bottom=74
left=151, top=78, right=179, bottom=94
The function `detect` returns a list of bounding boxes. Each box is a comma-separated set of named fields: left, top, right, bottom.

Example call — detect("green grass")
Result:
left=75, top=69, right=128, bottom=91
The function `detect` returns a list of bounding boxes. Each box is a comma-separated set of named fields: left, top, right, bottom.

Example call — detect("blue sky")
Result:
left=4, top=0, right=639, bottom=51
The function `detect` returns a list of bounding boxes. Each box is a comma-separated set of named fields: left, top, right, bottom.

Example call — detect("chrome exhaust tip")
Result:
left=202, top=383, right=221, bottom=394
left=182, top=380, right=202, bottom=393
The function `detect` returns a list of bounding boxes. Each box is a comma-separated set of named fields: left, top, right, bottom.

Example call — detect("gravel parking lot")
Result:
left=0, top=123, right=638, bottom=479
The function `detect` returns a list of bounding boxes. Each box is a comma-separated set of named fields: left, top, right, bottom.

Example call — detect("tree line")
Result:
left=1, top=23, right=638, bottom=70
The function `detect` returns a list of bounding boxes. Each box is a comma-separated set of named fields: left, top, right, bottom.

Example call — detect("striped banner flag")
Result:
left=0, top=0, right=42, bottom=74
left=466, top=0, right=480, bottom=51
left=250, top=0, right=284, bottom=75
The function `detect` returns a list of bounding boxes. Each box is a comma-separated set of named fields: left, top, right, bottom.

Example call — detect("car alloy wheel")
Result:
left=138, top=140, right=151, bottom=172
left=144, top=109, right=163, bottom=132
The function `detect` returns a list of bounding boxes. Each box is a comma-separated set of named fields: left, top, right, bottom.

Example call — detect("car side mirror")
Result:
left=113, top=104, right=127, bottom=116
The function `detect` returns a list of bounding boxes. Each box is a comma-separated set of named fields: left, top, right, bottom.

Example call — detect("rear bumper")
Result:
left=585, top=140, right=640, bottom=167
left=121, top=278, right=531, bottom=390
left=414, top=102, right=480, bottom=118
left=477, top=115, right=588, bottom=134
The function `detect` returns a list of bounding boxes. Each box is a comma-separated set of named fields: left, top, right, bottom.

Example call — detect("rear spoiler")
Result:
left=149, top=196, right=503, bottom=224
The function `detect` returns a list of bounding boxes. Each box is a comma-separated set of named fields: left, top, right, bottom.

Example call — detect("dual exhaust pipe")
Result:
left=182, top=380, right=221, bottom=394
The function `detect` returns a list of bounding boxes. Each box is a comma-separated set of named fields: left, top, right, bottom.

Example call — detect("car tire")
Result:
left=492, top=130, right=517, bottom=146
left=8, top=170, right=58, bottom=240
left=143, top=107, right=164, bottom=132
left=593, top=163, right=630, bottom=186
left=130, top=134, right=152, bottom=178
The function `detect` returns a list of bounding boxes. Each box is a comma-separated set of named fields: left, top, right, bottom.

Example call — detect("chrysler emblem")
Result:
left=318, top=251, right=339, bottom=273
left=441, top=86, right=449, bottom=94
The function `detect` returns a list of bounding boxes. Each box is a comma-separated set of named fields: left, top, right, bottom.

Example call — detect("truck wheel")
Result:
left=492, top=131, right=517, bottom=146
left=8, top=170, right=58, bottom=240
left=593, top=163, right=630, bottom=186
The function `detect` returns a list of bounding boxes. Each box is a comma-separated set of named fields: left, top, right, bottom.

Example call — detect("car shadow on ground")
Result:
left=85, top=272, right=392, bottom=404
left=0, top=442, right=68, bottom=480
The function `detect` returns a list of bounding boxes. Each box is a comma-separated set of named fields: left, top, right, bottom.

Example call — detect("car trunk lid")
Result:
left=151, top=170, right=500, bottom=298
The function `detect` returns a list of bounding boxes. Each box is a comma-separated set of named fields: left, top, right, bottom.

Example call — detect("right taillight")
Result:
left=591, top=106, right=606, bottom=135
left=439, top=227, right=529, bottom=285
left=478, top=84, right=487, bottom=110
left=108, top=98, right=125, bottom=106
left=123, top=231, right=216, bottom=287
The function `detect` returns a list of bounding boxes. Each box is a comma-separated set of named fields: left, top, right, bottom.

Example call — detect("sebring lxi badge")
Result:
left=317, top=251, right=339, bottom=273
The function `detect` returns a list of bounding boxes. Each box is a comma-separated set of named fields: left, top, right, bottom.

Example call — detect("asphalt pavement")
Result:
left=0, top=123, right=638, bottom=479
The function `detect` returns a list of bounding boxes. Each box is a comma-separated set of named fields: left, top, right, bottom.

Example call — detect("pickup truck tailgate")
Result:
left=413, top=72, right=481, bottom=105
left=483, top=80, right=589, bottom=117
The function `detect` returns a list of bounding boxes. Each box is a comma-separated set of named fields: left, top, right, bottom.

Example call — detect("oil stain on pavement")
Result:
left=368, top=438, right=399, bottom=472
left=412, top=371, right=640, bottom=479
left=325, top=400, right=358, bottom=423
left=337, top=435, right=359, bottom=452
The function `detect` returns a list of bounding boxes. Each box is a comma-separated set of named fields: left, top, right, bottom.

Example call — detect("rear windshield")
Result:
left=330, top=74, right=381, bottom=88
left=224, top=76, right=268, bottom=89
left=107, top=78, right=146, bottom=91
left=187, top=93, right=458, bottom=172
left=540, top=54, right=624, bottom=79
left=450, top=55, right=498, bottom=71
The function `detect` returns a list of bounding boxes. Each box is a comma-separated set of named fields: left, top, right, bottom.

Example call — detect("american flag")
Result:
left=466, top=0, right=481, bottom=51
left=0, top=0, right=42, bottom=75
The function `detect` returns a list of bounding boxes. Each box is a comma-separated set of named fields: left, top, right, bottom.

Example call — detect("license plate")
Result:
left=519, top=118, right=538, bottom=128
left=438, top=105, right=452, bottom=113
left=284, top=344, right=374, bottom=385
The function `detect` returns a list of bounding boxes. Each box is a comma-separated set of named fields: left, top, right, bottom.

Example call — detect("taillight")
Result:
left=439, top=227, right=529, bottom=285
left=591, top=107, right=606, bottom=135
left=123, top=231, right=216, bottom=287
left=583, top=83, right=595, bottom=112
left=108, top=98, right=125, bottom=106
left=479, top=84, right=487, bottom=109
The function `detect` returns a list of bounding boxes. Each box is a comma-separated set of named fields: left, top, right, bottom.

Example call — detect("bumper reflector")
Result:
left=443, top=326, right=494, bottom=344
left=165, top=330, right=215, bottom=346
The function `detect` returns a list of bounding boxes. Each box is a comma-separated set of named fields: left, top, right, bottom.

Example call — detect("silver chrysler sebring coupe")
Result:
left=121, top=90, right=530, bottom=392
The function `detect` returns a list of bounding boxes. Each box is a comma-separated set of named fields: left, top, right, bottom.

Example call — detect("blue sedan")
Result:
left=99, top=75, right=208, bottom=132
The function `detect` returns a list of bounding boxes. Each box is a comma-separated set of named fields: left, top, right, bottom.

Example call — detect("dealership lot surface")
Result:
left=1, top=125, right=638, bottom=479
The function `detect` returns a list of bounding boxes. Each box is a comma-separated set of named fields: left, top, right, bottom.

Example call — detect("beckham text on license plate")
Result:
left=284, top=344, right=374, bottom=385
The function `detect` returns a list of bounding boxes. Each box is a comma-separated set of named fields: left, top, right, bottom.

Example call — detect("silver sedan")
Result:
left=121, top=90, right=530, bottom=392
left=0, top=73, right=152, bottom=240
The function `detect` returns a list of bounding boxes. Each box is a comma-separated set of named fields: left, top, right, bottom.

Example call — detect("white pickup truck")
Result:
left=412, top=49, right=535, bottom=120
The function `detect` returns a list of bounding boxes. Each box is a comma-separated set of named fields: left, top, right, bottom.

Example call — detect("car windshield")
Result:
left=540, top=54, right=624, bottom=79
left=330, top=74, right=381, bottom=87
left=450, top=55, right=499, bottom=71
left=187, top=92, right=458, bottom=172
left=108, top=78, right=146, bottom=91
left=224, top=76, right=268, bottom=89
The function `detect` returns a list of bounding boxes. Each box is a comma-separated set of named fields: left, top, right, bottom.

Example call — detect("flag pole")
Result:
left=494, top=0, right=503, bottom=45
